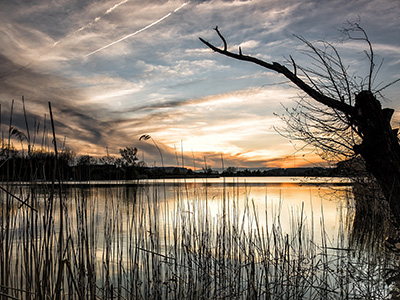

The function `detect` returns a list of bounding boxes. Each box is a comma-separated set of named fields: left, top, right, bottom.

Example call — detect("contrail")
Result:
left=53, top=0, right=130, bottom=46
left=86, top=2, right=188, bottom=57
left=105, top=0, right=129, bottom=14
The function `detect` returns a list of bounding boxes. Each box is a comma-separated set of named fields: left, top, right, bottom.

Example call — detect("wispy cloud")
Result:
left=53, top=0, right=131, bottom=46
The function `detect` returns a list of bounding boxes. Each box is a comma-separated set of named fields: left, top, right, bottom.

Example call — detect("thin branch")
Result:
left=290, top=55, right=297, bottom=76
left=340, top=21, right=375, bottom=91
left=214, top=26, right=227, bottom=51
left=295, top=36, right=343, bottom=102
left=376, top=78, right=400, bottom=93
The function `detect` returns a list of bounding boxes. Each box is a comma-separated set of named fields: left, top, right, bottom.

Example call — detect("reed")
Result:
left=0, top=176, right=397, bottom=299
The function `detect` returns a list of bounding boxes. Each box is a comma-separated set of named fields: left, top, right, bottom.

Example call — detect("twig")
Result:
left=136, top=246, right=176, bottom=260
left=0, top=292, right=18, bottom=300
left=0, top=185, right=37, bottom=212
left=214, top=26, right=227, bottom=51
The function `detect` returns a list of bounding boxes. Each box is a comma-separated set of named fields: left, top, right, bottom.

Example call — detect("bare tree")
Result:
left=200, top=23, right=400, bottom=226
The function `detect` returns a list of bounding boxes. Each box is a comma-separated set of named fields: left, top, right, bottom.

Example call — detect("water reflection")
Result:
left=12, top=177, right=353, bottom=249
left=2, top=176, right=396, bottom=299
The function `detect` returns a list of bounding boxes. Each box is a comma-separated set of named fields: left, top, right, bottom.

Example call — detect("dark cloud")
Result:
left=118, top=96, right=214, bottom=114
left=0, top=53, right=110, bottom=151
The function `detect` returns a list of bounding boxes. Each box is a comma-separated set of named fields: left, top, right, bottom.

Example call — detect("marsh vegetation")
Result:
left=0, top=175, right=398, bottom=299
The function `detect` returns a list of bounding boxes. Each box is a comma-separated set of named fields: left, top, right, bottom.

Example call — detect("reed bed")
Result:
left=0, top=177, right=397, bottom=300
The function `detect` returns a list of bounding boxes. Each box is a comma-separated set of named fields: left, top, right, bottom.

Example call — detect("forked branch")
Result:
left=199, top=27, right=356, bottom=117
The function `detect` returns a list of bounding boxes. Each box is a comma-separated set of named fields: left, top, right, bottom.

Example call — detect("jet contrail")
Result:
left=53, top=0, right=130, bottom=46
left=86, top=2, right=188, bottom=57
left=105, top=0, right=129, bottom=14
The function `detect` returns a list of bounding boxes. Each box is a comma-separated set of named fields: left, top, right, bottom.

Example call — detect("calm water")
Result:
left=143, top=176, right=352, bottom=243
left=56, top=176, right=353, bottom=249
left=10, top=176, right=353, bottom=256
left=3, top=176, right=395, bottom=299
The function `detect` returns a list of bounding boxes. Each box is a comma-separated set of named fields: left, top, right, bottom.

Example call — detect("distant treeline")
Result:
left=0, top=146, right=348, bottom=182
left=0, top=146, right=195, bottom=181
left=224, top=167, right=341, bottom=177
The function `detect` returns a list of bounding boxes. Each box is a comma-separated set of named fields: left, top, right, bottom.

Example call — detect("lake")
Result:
left=1, top=176, right=395, bottom=299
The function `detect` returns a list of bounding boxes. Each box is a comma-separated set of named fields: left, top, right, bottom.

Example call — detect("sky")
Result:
left=0, top=0, right=399, bottom=170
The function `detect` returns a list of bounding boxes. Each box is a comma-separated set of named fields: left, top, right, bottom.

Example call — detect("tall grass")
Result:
left=0, top=178, right=397, bottom=299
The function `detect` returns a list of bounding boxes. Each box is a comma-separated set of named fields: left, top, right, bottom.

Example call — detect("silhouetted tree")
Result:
left=77, top=155, right=91, bottom=166
left=223, top=166, right=237, bottom=176
left=200, top=23, right=400, bottom=226
left=119, top=147, right=138, bottom=167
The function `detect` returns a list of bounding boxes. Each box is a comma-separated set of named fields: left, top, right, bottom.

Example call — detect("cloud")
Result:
left=0, top=0, right=399, bottom=168
left=239, top=40, right=260, bottom=50
left=104, top=86, right=299, bottom=163
left=53, top=0, right=132, bottom=47
left=0, top=53, right=113, bottom=151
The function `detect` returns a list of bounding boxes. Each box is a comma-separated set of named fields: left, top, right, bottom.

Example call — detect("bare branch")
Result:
left=214, top=26, right=227, bottom=51
left=199, top=31, right=355, bottom=117
left=376, top=78, right=400, bottom=93
left=340, top=21, right=375, bottom=91
left=290, top=55, right=297, bottom=76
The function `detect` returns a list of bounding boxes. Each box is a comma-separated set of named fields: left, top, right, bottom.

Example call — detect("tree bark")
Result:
left=353, top=91, right=400, bottom=226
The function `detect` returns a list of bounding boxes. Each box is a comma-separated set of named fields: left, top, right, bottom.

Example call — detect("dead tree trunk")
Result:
left=200, top=28, right=400, bottom=227
left=353, top=91, right=400, bottom=224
